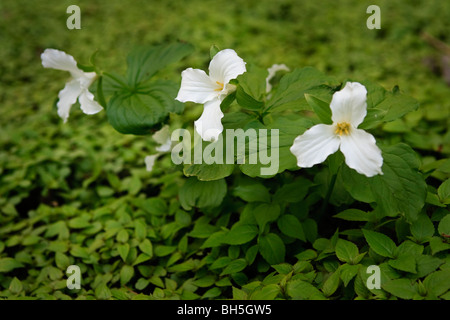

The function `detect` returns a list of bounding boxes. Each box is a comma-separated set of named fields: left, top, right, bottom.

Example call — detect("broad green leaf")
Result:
left=237, top=64, right=269, bottom=102
left=178, top=177, right=227, bottom=210
left=369, top=144, right=427, bottom=222
left=340, top=165, right=375, bottom=203
left=240, top=116, right=314, bottom=178
left=126, top=42, right=194, bottom=86
left=333, top=209, right=372, bottom=222
left=339, top=264, right=360, bottom=287
left=249, top=284, right=281, bottom=300
left=258, top=233, right=285, bottom=265
left=118, top=244, right=130, bottom=262
left=429, top=237, right=450, bottom=255
left=138, top=239, right=153, bottom=258
left=322, top=271, right=341, bottom=297
left=223, top=224, right=258, bottom=245
left=304, top=93, right=332, bottom=124
left=120, top=265, right=134, bottom=285
left=236, top=85, right=264, bottom=111
left=233, top=180, right=271, bottom=203
left=183, top=163, right=235, bottom=181
left=437, top=179, right=450, bottom=204
left=438, top=214, right=450, bottom=237
left=359, top=81, right=419, bottom=130
left=388, top=254, right=417, bottom=273
left=423, top=270, right=450, bottom=297
left=335, top=239, right=359, bottom=264
left=277, top=214, right=306, bottom=241
left=410, top=213, right=435, bottom=242
left=362, top=229, right=397, bottom=258
left=286, top=279, right=325, bottom=300
left=220, top=259, right=247, bottom=276
left=273, top=178, right=313, bottom=203
left=106, top=80, right=183, bottom=135
left=95, top=284, right=112, bottom=300
left=382, top=279, right=418, bottom=299
left=8, top=277, right=23, bottom=295
left=266, top=67, right=338, bottom=112
left=254, top=203, right=281, bottom=232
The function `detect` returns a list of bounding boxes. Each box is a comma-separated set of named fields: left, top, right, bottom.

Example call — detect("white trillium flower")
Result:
left=290, top=82, right=383, bottom=177
left=175, top=49, right=246, bottom=142
left=41, top=49, right=103, bottom=123
left=145, top=125, right=172, bottom=172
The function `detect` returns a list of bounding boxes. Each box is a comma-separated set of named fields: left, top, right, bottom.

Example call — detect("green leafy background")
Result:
left=0, top=0, right=449, bottom=300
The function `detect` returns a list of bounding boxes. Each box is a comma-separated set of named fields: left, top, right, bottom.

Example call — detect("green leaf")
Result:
left=429, top=237, right=450, bottom=255
left=322, top=271, right=341, bottom=297
left=9, top=277, right=23, bottom=295
left=237, top=64, right=269, bottom=102
left=423, top=270, right=450, bottom=297
left=266, top=67, right=338, bottom=112
left=239, top=116, right=314, bottom=178
left=339, top=264, right=360, bottom=287
left=120, top=265, right=134, bottom=285
left=438, top=179, right=450, bottom=204
left=106, top=80, right=183, bottom=135
left=236, top=85, right=264, bottom=111
left=233, top=180, right=271, bottom=203
left=95, top=284, right=112, bottom=300
left=0, top=258, right=24, bottom=272
left=277, top=214, right=306, bottom=241
left=369, top=144, right=427, bottom=222
left=254, top=203, right=280, bottom=232
left=382, top=279, right=418, bottom=299
left=223, top=224, right=258, bottom=245
left=273, top=178, right=313, bottom=203
left=333, top=209, right=372, bottom=222
left=335, top=239, right=359, bottom=264
left=362, top=229, right=397, bottom=258
left=359, top=81, right=419, bottom=130
left=138, top=239, right=153, bottom=258
left=258, top=233, right=285, bottom=265
left=286, top=280, right=325, bottom=300
left=410, top=213, right=435, bottom=242
left=126, top=42, right=194, bottom=86
left=178, top=177, right=227, bottom=210
left=118, top=244, right=130, bottom=262
left=183, top=163, right=235, bottom=181
left=249, top=284, right=281, bottom=300
left=388, top=254, right=417, bottom=273
left=304, top=94, right=332, bottom=124
left=438, top=214, right=450, bottom=237
left=220, top=259, right=247, bottom=276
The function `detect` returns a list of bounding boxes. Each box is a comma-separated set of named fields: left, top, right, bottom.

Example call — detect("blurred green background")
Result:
left=0, top=0, right=449, bottom=299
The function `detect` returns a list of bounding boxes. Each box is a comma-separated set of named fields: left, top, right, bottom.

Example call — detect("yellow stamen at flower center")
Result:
left=335, top=122, right=351, bottom=136
left=214, top=81, right=224, bottom=92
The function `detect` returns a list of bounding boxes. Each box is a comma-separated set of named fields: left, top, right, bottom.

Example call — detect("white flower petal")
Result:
left=57, top=79, right=83, bottom=123
left=209, top=49, right=246, bottom=85
left=41, top=49, right=84, bottom=79
left=290, top=124, right=341, bottom=168
left=78, top=89, right=103, bottom=115
left=330, top=82, right=367, bottom=128
left=145, top=154, right=159, bottom=172
left=175, top=68, right=219, bottom=104
left=340, top=128, right=383, bottom=177
left=194, top=99, right=224, bottom=142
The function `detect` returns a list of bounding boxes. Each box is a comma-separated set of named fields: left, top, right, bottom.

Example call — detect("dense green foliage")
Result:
left=0, top=0, right=449, bottom=300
